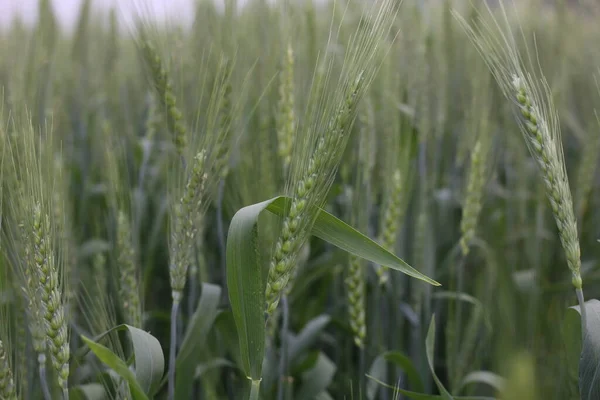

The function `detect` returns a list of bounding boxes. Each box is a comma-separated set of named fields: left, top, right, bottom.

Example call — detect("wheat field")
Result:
left=0, top=0, right=599, bottom=399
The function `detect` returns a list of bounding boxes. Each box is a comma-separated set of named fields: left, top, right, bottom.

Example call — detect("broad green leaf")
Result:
left=227, top=198, right=272, bottom=381
left=459, top=371, right=505, bottom=393
left=366, top=351, right=424, bottom=400
left=266, top=197, right=440, bottom=286
left=227, top=196, right=439, bottom=388
left=296, top=353, right=336, bottom=399
left=77, top=325, right=164, bottom=396
left=81, top=335, right=148, bottom=400
left=70, top=384, right=105, bottom=400
left=569, top=299, right=600, bottom=400
left=126, top=326, right=165, bottom=395
left=175, top=283, right=222, bottom=399
left=426, top=315, right=454, bottom=400
left=366, top=375, right=495, bottom=400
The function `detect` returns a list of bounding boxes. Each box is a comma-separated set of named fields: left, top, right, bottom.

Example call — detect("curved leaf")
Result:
left=176, top=283, right=222, bottom=399
left=432, top=291, right=491, bottom=331
left=366, top=351, right=424, bottom=400
left=78, top=325, right=164, bottom=396
left=227, top=198, right=273, bottom=381
left=426, top=315, right=454, bottom=400
left=569, top=299, right=600, bottom=400
left=81, top=335, right=148, bottom=400
left=226, top=196, right=439, bottom=389
left=459, top=371, right=505, bottom=393
left=385, top=352, right=425, bottom=392
left=127, top=325, right=165, bottom=395
left=266, top=197, right=440, bottom=286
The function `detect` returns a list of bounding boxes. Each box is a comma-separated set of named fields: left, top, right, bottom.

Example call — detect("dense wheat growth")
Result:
left=0, top=0, right=600, bottom=399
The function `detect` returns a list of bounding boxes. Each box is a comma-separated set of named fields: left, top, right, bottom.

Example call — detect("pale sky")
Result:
left=0, top=0, right=200, bottom=31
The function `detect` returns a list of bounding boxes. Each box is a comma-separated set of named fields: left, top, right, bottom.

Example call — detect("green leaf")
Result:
left=366, top=351, right=424, bottom=400
left=77, top=325, right=164, bottom=396
left=81, top=335, right=149, bottom=400
left=296, top=353, right=336, bottom=399
left=127, top=325, right=165, bottom=395
left=385, top=352, right=425, bottom=392
left=226, top=196, right=439, bottom=387
left=175, top=283, right=222, bottom=399
left=426, top=315, right=454, bottom=400
left=227, top=198, right=273, bottom=381
left=433, top=291, right=491, bottom=331
left=569, top=298, right=600, bottom=400
left=266, top=197, right=440, bottom=286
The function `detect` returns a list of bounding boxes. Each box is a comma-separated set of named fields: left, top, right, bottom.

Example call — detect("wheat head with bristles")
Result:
left=265, top=0, right=400, bottom=316
left=376, top=169, right=402, bottom=285
left=2, top=114, right=71, bottom=398
left=102, top=121, right=144, bottom=329
left=161, top=57, right=240, bottom=398
left=141, top=40, right=188, bottom=156
left=277, top=42, right=296, bottom=175
left=454, top=3, right=582, bottom=297
left=117, top=210, right=142, bottom=328
left=459, top=70, right=493, bottom=257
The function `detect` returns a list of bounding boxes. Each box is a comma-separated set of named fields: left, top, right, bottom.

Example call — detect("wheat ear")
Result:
left=117, top=210, right=142, bottom=328
left=141, top=40, right=187, bottom=155
left=265, top=73, right=364, bottom=316
left=33, top=203, right=70, bottom=398
left=0, top=340, right=17, bottom=400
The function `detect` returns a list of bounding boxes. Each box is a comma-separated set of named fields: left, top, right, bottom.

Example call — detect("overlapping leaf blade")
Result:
left=80, top=335, right=149, bottom=400
left=226, top=196, right=440, bottom=391
left=175, top=283, right=222, bottom=399
left=79, top=325, right=164, bottom=397
left=569, top=299, right=600, bottom=400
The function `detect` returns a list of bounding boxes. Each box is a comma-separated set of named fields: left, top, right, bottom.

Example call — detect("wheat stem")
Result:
left=168, top=294, right=181, bottom=400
